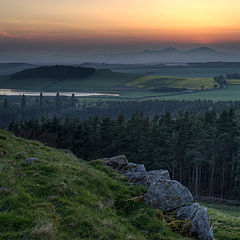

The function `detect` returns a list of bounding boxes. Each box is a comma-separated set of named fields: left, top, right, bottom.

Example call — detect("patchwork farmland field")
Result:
left=126, top=75, right=218, bottom=90
left=1, top=66, right=240, bottom=101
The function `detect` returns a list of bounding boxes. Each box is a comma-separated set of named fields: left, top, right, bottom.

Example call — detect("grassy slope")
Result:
left=126, top=76, right=218, bottom=90
left=0, top=130, right=185, bottom=240
left=0, top=71, right=137, bottom=91
left=46, top=70, right=136, bottom=91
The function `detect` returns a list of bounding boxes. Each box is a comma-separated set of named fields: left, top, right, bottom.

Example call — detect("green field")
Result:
left=2, top=69, right=240, bottom=101
left=203, top=203, right=240, bottom=240
left=75, top=85, right=240, bottom=102
left=227, top=79, right=240, bottom=85
left=126, top=75, right=218, bottom=90
left=158, top=85, right=240, bottom=101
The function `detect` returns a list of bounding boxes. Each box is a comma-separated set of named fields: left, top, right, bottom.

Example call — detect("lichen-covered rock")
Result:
left=177, top=203, right=215, bottom=240
left=135, top=169, right=171, bottom=186
left=104, top=155, right=128, bottom=169
left=146, top=169, right=170, bottom=181
left=104, top=156, right=171, bottom=186
left=121, top=163, right=147, bottom=184
left=104, top=156, right=147, bottom=184
left=144, top=177, right=193, bottom=212
left=103, top=155, right=214, bottom=239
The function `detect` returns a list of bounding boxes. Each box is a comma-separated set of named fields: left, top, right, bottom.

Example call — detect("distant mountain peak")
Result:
left=161, top=47, right=179, bottom=53
left=140, top=47, right=179, bottom=54
left=189, top=47, right=218, bottom=53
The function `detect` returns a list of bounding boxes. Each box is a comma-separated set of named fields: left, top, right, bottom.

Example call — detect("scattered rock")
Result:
left=103, top=155, right=214, bottom=240
left=104, top=155, right=147, bottom=184
left=104, top=155, right=128, bottom=169
left=121, top=163, right=147, bottom=184
left=145, top=169, right=170, bottom=185
left=25, top=158, right=38, bottom=164
left=177, top=203, right=215, bottom=240
left=144, top=177, right=193, bottom=212
left=104, top=155, right=170, bottom=186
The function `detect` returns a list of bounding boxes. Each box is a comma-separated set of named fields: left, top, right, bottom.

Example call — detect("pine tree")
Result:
left=55, top=92, right=61, bottom=111
left=21, top=94, right=26, bottom=109
left=3, top=98, right=8, bottom=111
left=40, top=92, right=43, bottom=107
left=70, top=93, right=76, bottom=108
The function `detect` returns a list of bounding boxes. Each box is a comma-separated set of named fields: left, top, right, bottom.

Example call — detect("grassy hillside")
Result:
left=0, top=70, right=137, bottom=91
left=126, top=76, right=218, bottom=90
left=47, top=70, right=136, bottom=91
left=0, top=130, right=185, bottom=240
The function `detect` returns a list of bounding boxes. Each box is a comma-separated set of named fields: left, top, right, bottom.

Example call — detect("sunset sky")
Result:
left=1, top=0, right=240, bottom=57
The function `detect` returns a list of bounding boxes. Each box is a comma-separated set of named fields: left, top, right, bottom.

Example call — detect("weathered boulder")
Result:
left=121, top=163, right=147, bottom=184
left=146, top=169, right=170, bottom=181
left=134, top=169, right=171, bottom=186
left=103, top=155, right=214, bottom=239
left=104, top=155, right=128, bottom=169
left=144, top=177, right=193, bottom=212
left=177, top=203, right=215, bottom=240
left=104, top=155, right=147, bottom=184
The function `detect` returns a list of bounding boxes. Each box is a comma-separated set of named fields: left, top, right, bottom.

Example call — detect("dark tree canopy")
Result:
left=8, top=108, right=240, bottom=200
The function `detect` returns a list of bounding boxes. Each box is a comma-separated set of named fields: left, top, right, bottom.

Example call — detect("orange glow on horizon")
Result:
left=1, top=0, right=240, bottom=45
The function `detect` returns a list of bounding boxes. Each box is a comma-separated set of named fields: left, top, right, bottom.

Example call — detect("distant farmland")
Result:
left=1, top=65, right=240, bottom=101
left=126, top=75, right=218, bottom=90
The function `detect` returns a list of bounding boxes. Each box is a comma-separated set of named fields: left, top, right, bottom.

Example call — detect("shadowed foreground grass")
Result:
left=0, top=130, right=185, bottom=240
